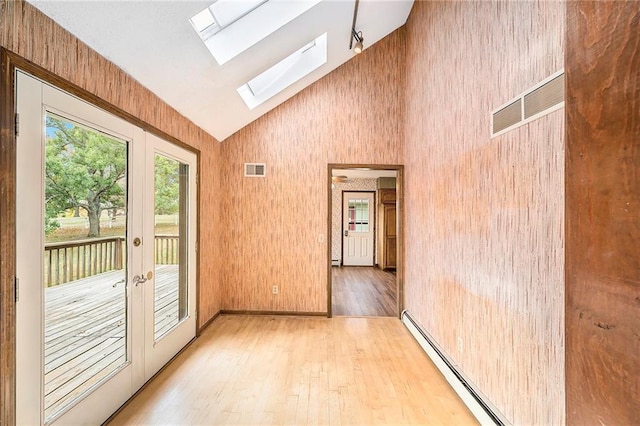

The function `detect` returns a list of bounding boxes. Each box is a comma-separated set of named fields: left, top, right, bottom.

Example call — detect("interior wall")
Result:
left=0, top=0, right=222, bottom=327
left=403, top=1, right=565, bottom=424
left=331, top=178, right=377, bottom=264
left=565, top=2, right=640, bottom=424
left=220, top=29, right=405, bottom=313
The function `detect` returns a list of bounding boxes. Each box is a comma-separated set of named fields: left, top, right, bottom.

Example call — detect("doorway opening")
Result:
left=327, top=164, right=403, bottom=318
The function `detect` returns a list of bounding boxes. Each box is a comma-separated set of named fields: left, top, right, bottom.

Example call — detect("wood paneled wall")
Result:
left=404, top=1, right=565, bottom=424
left=565, top=2, right=640, bottom=424
left=220, top=30, right=405, bottom=313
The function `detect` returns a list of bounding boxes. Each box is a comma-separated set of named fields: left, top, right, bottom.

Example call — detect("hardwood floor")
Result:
left=108, top=315, right=476, bottom=425
left=332, top=267, right=397, bottom=317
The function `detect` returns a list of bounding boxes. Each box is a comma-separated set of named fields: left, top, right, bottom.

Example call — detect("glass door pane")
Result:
left=43, top=113, right=128, bottom=422
left=153, top=154, right=189, bottom=340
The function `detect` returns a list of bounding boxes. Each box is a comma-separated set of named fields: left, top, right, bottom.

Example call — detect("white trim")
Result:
left=401, top=311, right=508, bottom=426
left=491, top=69, right=565, bottom=138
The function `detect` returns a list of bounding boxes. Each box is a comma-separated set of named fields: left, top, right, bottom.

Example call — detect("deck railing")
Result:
left=44, top=235, right=179, bottom=287
left=154, top=235, right=180, bottom=265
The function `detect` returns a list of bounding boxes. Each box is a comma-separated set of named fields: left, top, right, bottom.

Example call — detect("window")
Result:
left=190, top=0, right=322, bottom=65
left=237, top=33, right=327, bottom=109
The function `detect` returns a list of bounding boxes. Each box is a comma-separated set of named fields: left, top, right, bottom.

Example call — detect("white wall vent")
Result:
left=491, top=70, right=564, bottom=138
left=244, top=163, right=266, bottom=177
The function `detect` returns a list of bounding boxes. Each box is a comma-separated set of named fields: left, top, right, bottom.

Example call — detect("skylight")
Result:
left=237, top=33, right=327, bottom=110
left=190, top=0, right=322, bottom=65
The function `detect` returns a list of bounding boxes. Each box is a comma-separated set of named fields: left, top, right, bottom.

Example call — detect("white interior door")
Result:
left=15, top=71, right=196, bottom=425
left=342, top=192, right=374, bottom=266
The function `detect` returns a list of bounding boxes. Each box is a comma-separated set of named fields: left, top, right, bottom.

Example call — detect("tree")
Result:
left=154, top=155, right=180, bottom=215
left=45, top=116, right=126, bottom=238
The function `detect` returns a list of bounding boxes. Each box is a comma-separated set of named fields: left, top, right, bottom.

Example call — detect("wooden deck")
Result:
left=44, top=265, right=179, bottom=421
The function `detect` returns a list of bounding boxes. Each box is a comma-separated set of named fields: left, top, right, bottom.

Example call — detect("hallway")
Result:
left=108, top=315, right=476, bottom=425
left=332, top=267, right=397, bottom=317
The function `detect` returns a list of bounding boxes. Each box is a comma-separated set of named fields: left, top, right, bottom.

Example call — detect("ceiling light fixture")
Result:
left=348, top=0, right=364, bottom=54
left=352, top=29, right=364, bottom=54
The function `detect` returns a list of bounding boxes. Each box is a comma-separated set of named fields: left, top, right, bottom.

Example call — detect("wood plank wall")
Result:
left=404, top=1, right=565, bottom=424
left=220, top=30, right=406, bottom=313
left=565, top=2, right=640, bottom=424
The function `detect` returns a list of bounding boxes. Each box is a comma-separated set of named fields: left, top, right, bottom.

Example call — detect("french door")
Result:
left=15, top=71, right=197, bottom=425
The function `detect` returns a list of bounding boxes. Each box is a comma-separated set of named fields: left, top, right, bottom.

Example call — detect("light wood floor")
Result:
left=108, top=315, right=476, bottom=426
left=332, top=267, right=397, bottom=317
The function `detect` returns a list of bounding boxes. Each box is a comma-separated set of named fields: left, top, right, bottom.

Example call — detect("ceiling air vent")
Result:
left=491, top=70, right=564, bottom=138
left=244, top=163, right=266, bottom=177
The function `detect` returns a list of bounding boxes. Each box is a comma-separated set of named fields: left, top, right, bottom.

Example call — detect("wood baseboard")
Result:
left=220, top=310, right=328, bottom=317
left=197, top=311, right=221, bottom=335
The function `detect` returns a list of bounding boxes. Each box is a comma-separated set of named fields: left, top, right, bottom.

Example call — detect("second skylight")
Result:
left=237, top=33, right=328, bottom=110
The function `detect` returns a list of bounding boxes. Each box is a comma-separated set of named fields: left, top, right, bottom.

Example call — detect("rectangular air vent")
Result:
left=492, top=99, right=522, bottom=135
left=244, top=163, right=266, bottom=177
left=491, top=70, right=564, bottom=138
left=524, top=73, right=564, bottom=119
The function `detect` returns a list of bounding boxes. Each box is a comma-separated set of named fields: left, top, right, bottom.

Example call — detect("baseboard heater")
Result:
left=401, top=310, right=508, bottom=426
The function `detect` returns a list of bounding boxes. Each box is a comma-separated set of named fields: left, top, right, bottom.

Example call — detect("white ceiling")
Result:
left=29, top=0, right=414, bottom=142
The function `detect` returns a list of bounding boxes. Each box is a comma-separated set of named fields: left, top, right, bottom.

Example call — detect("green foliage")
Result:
left=44, top=212, right=60, bottom=236
left=154, top=155, right=180, bottom=215
left=45, top=115, right=127, bottom=238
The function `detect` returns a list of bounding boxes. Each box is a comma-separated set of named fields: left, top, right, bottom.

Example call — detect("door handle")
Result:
left=133, top=271, right=154, bottom=287
left=344, top=230, right=349, bottom=237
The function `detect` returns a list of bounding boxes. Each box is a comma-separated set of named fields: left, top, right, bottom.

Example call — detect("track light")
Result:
left=352, top=29, right=364, bottom=54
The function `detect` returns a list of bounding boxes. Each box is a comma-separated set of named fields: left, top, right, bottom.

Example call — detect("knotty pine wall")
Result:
left=0, top=0, right=222, bottom=327
left=404, top=1, right=565, bottom=424
left=220, top=30, right=405, bottom=312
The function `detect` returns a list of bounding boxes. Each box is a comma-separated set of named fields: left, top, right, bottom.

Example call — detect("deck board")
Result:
left=44, top=265, right=179, bottom=420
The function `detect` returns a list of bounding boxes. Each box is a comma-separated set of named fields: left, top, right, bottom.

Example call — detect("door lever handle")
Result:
left=133, top=271, right=154, bottom=287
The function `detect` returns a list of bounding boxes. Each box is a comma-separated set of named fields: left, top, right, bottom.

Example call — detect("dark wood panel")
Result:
left=565, top=2, right=640, bottom=424
left=0, top=47, right=16, bottom=426
left=379, top=188, right=396, bottom=204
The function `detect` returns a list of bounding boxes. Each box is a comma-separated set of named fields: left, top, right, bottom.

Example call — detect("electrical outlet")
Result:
left=457, top=336, right=464, bottom=353
left=272, top=285, right=278, bottom=295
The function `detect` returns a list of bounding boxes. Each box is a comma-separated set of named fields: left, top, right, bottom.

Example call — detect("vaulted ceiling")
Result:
left=30, top=0, right=414, bottom=141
